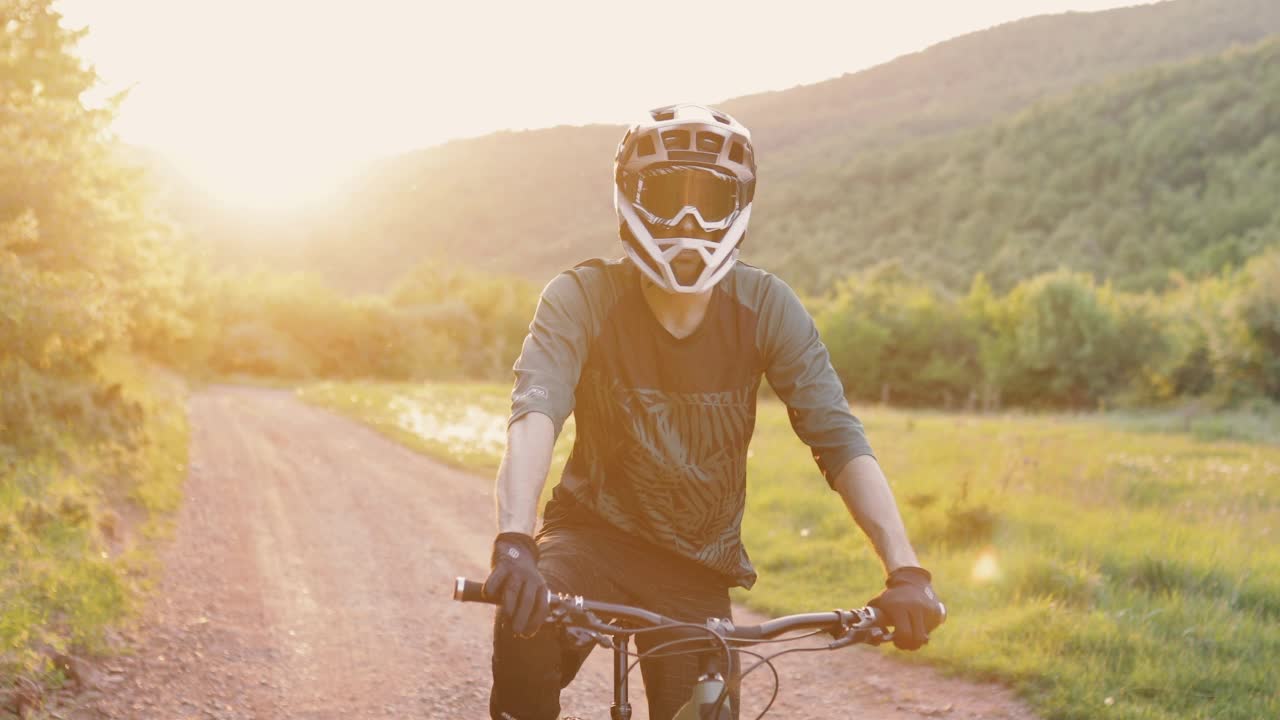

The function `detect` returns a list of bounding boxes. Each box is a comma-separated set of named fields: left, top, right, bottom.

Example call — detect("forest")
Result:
left=752, top=36, right=1280, bottom=293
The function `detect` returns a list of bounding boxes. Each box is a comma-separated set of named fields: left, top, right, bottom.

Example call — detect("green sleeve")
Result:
left=758, top=275, right=874, bottom=485
left=509, top=271, right=594, bottom=437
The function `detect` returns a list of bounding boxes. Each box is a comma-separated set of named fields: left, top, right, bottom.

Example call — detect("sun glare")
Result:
left=973, top=548, right=1001, bottom=582
left=168, top=147, right=355, bottom=212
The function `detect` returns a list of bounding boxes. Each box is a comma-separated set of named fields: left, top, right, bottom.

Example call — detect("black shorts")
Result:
left=489, top=515, right=740, bottom=720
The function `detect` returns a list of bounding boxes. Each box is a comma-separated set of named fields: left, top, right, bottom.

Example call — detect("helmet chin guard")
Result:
left=617, top=193, right=751, bottom=293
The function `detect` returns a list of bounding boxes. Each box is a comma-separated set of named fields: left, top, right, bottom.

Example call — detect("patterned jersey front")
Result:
left=509, top=258, right=873, bottom=588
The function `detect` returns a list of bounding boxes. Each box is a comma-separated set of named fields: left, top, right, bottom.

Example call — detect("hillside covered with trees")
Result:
left=753, top=34, right=1280, bottom=292
left=724, top=0, right=1280, bottom=157
left=159, top=0, right=1280, bottom=294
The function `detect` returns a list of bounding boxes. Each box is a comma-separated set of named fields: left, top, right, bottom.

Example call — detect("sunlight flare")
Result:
left=972, top=548, right=1001, bottom=582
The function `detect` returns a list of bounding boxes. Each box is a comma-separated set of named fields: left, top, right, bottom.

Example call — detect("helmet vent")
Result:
left=661, top=130, right=691, bottom=151
left=668, top=150, right=718, bottom=163
left=636, top=135, right=657, bottom=157
left=711, top=112, right=730, bottom=125
left=696, top=132, right=725, bottom=154
left=729, top=142, right=744, bottom=164
left=652, top=109, right=676, bottom=122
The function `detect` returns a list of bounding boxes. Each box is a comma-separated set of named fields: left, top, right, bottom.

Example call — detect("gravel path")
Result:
left=59, top=386, right=1038, bottom=720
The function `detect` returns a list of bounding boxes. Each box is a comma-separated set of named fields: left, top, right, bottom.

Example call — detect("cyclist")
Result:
left=485, top=104, right=942, bottom=720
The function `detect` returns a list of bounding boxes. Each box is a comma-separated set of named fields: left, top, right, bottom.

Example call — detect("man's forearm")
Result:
left=495, top=412, right=556, bottom=536
left=832, top=454, right=920, bottom=573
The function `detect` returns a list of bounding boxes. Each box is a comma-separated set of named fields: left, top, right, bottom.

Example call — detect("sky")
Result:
left=59, top=0, right=1152, bottom=208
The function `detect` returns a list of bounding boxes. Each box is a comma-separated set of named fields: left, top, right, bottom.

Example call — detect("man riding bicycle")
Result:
left=485, top=104, right=943, bottom=720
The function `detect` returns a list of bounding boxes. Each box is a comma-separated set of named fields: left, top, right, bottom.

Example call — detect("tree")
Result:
left=816, top=262, right=979, bottom=406
left=1231, top=248, right=1280, bottom=399
left=992, top=270, right=1165, bottom=408
left=0, top=0, right=179, bottom=444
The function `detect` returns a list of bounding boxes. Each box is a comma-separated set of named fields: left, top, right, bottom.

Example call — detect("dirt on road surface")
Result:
left=60, top=387, right=1038, bottom=720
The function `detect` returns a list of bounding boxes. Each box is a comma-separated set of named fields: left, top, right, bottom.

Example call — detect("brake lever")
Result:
left=867, top=626, right=893, bottom=646
left=827, top=608, right=893, bottom=650
left=564, top=625, right=615, bottom=650
left=826, top=625, right=892, bottom=650
left=553, top=607, right=618, bottom=650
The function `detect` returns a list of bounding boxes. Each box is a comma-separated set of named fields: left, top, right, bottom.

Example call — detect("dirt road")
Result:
left=71, top=387, right=1036, bottom=719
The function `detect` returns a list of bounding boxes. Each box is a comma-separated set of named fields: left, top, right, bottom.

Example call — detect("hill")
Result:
left=724, top=0, right=1280, bottom=159
left=151, top=0, right=1280, bottom=292
left=752, top=35, right=1280, bottom=292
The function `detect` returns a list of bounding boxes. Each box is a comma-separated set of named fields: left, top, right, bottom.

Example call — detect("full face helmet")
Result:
left=614, top=104, right=757, bottom=293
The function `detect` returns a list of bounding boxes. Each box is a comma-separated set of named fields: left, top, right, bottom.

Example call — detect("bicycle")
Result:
left=453, top=576, right=946, bottom=720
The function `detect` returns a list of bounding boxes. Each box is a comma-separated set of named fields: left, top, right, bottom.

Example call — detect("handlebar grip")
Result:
left=866, top=601, right=946, bottom=630
left=453, top=577, right=491, bottom=603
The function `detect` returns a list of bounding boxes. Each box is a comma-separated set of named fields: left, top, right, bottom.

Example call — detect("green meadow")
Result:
left=301, top=381, right=1280, bottom=720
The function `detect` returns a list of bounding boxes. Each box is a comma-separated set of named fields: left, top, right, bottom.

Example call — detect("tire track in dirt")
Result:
left=72, top=386, right=1036, bottom=720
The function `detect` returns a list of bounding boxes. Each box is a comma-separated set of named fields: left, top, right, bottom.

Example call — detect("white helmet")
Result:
left=614, top=104, right=757, bottom=293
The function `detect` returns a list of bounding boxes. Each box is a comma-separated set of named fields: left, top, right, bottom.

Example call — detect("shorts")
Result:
left=489, top=515, right=740, bottom=720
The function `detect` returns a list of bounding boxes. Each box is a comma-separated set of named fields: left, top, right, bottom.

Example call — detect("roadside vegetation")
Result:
left=301, top=381, right=1280, bottom=720
left=1, top=2, right=190, bottom=705
left=0, top=359, right=187, bottom=701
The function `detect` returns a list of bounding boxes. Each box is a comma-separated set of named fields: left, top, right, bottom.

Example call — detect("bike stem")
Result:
left=611, top=633, right=632, bottom=720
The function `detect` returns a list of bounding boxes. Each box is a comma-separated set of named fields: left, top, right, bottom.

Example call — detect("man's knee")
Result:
left=489, top=535, right=604, bottom=719
left=490, top=613, right=566, bottom=720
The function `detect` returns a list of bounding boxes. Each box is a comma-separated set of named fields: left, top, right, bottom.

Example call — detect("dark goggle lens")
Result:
left=637, top=168, right=739, bottom=223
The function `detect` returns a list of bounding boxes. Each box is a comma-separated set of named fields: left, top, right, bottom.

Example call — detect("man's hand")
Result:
left=483, top=532, right=550, bottom=638
left=867, top=566, right=943, bottom=651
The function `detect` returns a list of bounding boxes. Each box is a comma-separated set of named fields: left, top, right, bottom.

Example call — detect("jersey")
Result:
left=509, top=257, right=873, bottom=588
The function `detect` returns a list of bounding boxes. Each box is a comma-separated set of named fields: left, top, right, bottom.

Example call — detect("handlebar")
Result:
left=453, top=576, right=945, bottom=646
left=454, top=577, right=488, bottom=603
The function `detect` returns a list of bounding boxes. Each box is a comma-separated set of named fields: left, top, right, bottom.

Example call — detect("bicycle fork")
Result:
left=611, top=634, right=632, bottom=720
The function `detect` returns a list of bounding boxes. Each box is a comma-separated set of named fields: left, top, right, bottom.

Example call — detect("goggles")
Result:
left=631, top=165, right=742, bottom=232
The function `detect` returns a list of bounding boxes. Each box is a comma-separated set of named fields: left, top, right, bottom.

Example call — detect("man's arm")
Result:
left=486, top=269, right=594, bottom=637
left=485, top=411, right=557, bottom=638
left=495, top=411, right=556, bottom=535
left=834, top=455, right=942, bottom=651
left=755, top=274, right=939, bottom=649
left=498, top=270, right=594, bottom=533
left=831, top=455, right=920, bottom=573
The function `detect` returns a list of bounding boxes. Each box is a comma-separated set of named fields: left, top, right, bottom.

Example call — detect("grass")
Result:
left=301, top=381, right=1280, bottom=720
left=1102, top=400, right=1280, bottom=446
left=0, top=356, right=190, bottom=695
